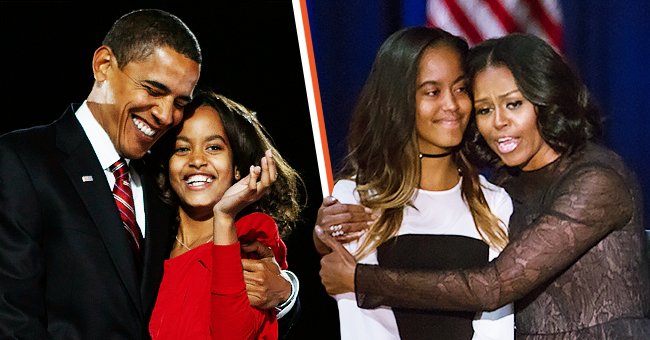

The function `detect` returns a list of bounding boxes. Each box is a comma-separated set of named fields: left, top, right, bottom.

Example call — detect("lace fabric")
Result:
left=355, top=142, right=650, bottom=339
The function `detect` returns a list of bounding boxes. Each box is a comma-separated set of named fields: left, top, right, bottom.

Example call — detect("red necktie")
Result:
left=109, top=159, right=143, bottom=256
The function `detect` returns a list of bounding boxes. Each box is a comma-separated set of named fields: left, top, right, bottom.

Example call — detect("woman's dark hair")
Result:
left=464, top=33, right=602, bottom=167
left=152, top=89, right=305, bottom=237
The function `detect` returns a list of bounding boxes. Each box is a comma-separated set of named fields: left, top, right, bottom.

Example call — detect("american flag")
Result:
left=426, top=0, right=563, bottom=51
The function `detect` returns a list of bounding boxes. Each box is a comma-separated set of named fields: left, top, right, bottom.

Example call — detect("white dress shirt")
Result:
left=75, top=101, right=146, bottom=237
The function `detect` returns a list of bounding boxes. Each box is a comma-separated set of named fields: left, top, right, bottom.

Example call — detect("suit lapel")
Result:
left=55, top=107, right=143, bottom=316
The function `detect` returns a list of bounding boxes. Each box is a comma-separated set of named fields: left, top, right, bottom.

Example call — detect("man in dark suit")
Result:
left=0, top=8, right=297, bottom=339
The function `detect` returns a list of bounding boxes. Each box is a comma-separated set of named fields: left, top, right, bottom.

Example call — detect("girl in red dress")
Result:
left=149, top=90, right=303, bottom=339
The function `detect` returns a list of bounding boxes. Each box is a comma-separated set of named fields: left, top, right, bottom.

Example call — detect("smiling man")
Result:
left=0, top=8, right=297, bottom=339
left=0, top=9, right=201, bottom=339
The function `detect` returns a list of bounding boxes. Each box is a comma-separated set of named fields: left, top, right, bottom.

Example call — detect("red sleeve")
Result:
left=236, top=212, right=288, bottom=270
left=211, top=242, right=277, bottom=339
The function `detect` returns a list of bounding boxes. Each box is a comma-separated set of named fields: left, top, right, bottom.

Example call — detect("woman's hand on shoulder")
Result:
left=313, top=196, right=376, bottom=255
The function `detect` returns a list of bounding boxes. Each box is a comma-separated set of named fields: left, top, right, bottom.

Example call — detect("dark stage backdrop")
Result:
left=0, top=1, right=328, bottom=339
left=308, top=0, right=650, bottom=226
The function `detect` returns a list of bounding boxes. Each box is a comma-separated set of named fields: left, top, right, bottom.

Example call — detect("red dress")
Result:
left=149, top=213, right=288, bottom=339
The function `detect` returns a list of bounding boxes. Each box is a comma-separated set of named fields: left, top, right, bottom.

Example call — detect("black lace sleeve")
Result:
left=355, top=163, right=634, bottom=311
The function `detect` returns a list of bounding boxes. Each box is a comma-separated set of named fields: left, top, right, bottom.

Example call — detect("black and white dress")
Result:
left=333, top=176, right=514, bottom=340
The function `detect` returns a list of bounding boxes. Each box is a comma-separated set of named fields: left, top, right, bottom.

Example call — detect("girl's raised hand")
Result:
left=214, top=149, right=277, bottom=219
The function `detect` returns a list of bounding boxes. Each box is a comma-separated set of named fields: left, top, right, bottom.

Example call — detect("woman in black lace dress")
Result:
left=315, top=33, right=650, bottom=339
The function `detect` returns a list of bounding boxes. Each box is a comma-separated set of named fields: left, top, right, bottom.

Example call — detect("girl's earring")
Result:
left=234, top=168, right=241, bottom=180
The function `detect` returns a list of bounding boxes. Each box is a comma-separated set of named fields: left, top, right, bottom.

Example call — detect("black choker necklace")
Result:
left=419, top=150, right=454, bottom=159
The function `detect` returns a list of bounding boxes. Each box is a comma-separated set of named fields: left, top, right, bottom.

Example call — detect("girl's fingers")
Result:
left=259, top=150, right=277, bottom=191
left=260, top=155, right=271, bottom=188
left=240, top=150, right=277, bottom=200
left=266, top=150, right=277, bottom=182
left=248, top=165, right=260, bottom=190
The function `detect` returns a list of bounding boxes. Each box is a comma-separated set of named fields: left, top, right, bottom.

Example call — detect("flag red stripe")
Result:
left=442, top=0, right=484, bottom=44
left=484, top=0, right=520, bottom=33
left=523, top=0, right=563, bottom=49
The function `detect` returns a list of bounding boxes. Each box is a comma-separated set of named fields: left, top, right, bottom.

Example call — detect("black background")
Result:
left=0, top=0, right=337, bottom=338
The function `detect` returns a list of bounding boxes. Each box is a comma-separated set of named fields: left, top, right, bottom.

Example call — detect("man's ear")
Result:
left=92, top=46, right=113, bottom=82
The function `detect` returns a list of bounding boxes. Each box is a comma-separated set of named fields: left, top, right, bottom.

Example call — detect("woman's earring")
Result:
left=234, top=168, right=241, bottom=180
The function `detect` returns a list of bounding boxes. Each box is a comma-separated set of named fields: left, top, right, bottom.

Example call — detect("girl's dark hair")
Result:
left=152, top=89, right=305, bottom=237
left=464, top=33, right=602, bottom=167
left=341, top=26, right=507, bottom=257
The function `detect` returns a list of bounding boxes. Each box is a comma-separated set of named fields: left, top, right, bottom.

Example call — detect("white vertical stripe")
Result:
left=291, top=0, right=332, bottom=197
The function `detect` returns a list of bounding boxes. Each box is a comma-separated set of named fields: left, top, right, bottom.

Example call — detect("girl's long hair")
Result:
left=153, top=89, right=305, bottom=237
left=339, top=27, right=507, bottom=259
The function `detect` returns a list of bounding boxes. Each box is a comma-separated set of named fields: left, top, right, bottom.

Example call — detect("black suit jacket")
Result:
left=0, top=105, right=174, bottom=339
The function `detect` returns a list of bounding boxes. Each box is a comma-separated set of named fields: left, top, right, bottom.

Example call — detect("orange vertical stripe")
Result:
left=299, top=0, right=334, bottom=194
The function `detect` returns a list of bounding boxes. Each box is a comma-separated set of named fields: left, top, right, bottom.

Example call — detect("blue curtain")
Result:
left=308, top=0, right=650, bottom=226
